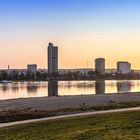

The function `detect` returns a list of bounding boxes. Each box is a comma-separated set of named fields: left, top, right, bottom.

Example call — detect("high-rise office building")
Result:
left=27, top=64, right=37, bottom=72
left=95, top=58, right=105, bottom=75
left=48, top=43, right=58, bottom=75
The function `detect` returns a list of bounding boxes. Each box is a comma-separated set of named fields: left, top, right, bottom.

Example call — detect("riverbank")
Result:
left=1, top=93, right=140, bottom=122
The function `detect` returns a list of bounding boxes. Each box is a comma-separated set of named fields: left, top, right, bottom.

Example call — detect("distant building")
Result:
left=95, top=58, right=105, bottom=75
left=117, top=61, right=131, bottom=74
left=8, top=65, right=10, bottom=70
left=48, top=43, right=58, bottom=75
left=27, top=64, right=37, bottom=72
left=105, top=69, right=116, bottom=74
left=132, top=70, right=140, bottom=74
left=59, top=68, right=94, bottom=75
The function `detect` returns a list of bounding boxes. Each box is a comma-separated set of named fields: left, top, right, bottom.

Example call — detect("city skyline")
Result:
left=1, top=0, right=140, bottom=69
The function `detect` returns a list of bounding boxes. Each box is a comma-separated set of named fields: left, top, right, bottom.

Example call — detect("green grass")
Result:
left=1, top=111, right=140, bottom=140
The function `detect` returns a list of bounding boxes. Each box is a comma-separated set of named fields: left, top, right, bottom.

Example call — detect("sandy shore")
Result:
left=1, top=93, right=140, bottom=112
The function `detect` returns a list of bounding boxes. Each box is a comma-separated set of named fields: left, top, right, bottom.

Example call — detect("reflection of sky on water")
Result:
left=1, top=80, right=140, bottom=100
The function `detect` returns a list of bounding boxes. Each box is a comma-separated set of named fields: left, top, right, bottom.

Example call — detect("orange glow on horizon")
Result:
left=1, top=31, right=140, bottom=69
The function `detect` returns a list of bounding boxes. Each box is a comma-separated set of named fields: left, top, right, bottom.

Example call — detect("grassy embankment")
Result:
left=1, top=101, right=140, bottom=123
left=0, top=111, right=140, bottom=140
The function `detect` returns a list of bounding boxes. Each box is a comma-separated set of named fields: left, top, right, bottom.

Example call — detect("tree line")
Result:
left=0, top=70, right=139, bottom=81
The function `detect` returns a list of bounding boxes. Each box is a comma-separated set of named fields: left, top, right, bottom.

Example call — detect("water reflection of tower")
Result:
left=11, top=86, right=19, bottom=93
left=95, top=80, right=105, bottom=94
left=27, top=84, right=37, bottom=93
left=2, top=84, right=9, bottom=92
left=117, top=81, right=131, bottom=93
left=48, top=81, right=58, bottom=97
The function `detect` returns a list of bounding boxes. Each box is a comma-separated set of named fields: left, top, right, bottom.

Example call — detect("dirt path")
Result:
left=0, top=106, right=140, bottom=128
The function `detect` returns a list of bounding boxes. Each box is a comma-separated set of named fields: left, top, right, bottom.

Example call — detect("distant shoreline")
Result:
left=2, top=78, right=140, bottom=82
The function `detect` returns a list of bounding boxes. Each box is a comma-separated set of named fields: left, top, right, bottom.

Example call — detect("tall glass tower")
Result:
left=48, top=43, right=58, bottom=75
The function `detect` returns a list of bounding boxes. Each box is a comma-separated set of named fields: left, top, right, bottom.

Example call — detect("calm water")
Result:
left=0, top=80, right=140, bottom=100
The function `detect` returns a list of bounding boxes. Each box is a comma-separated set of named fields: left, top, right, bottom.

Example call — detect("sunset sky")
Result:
left=0, top=0, right=140, bottom=69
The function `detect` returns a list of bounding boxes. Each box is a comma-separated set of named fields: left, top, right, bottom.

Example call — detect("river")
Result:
left=0, top=80, right=140, bottom=100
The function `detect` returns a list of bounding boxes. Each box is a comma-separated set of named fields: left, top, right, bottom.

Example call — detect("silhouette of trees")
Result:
left=87, top=70, right=94, bottom=77
left=0, top=71, right=8, bottom=80
left=0, top=69, right=138, bottom=81
left=36, top=71, right=48, bottom=80
left=10, top=70, right=19, bottom=80
left=26, top=71, right=36, bottom=80
left=19, top=72, right=26, bottom=80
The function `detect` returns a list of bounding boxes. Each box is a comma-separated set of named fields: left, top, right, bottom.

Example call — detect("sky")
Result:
left=0, top=0, right=140, bottom=69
